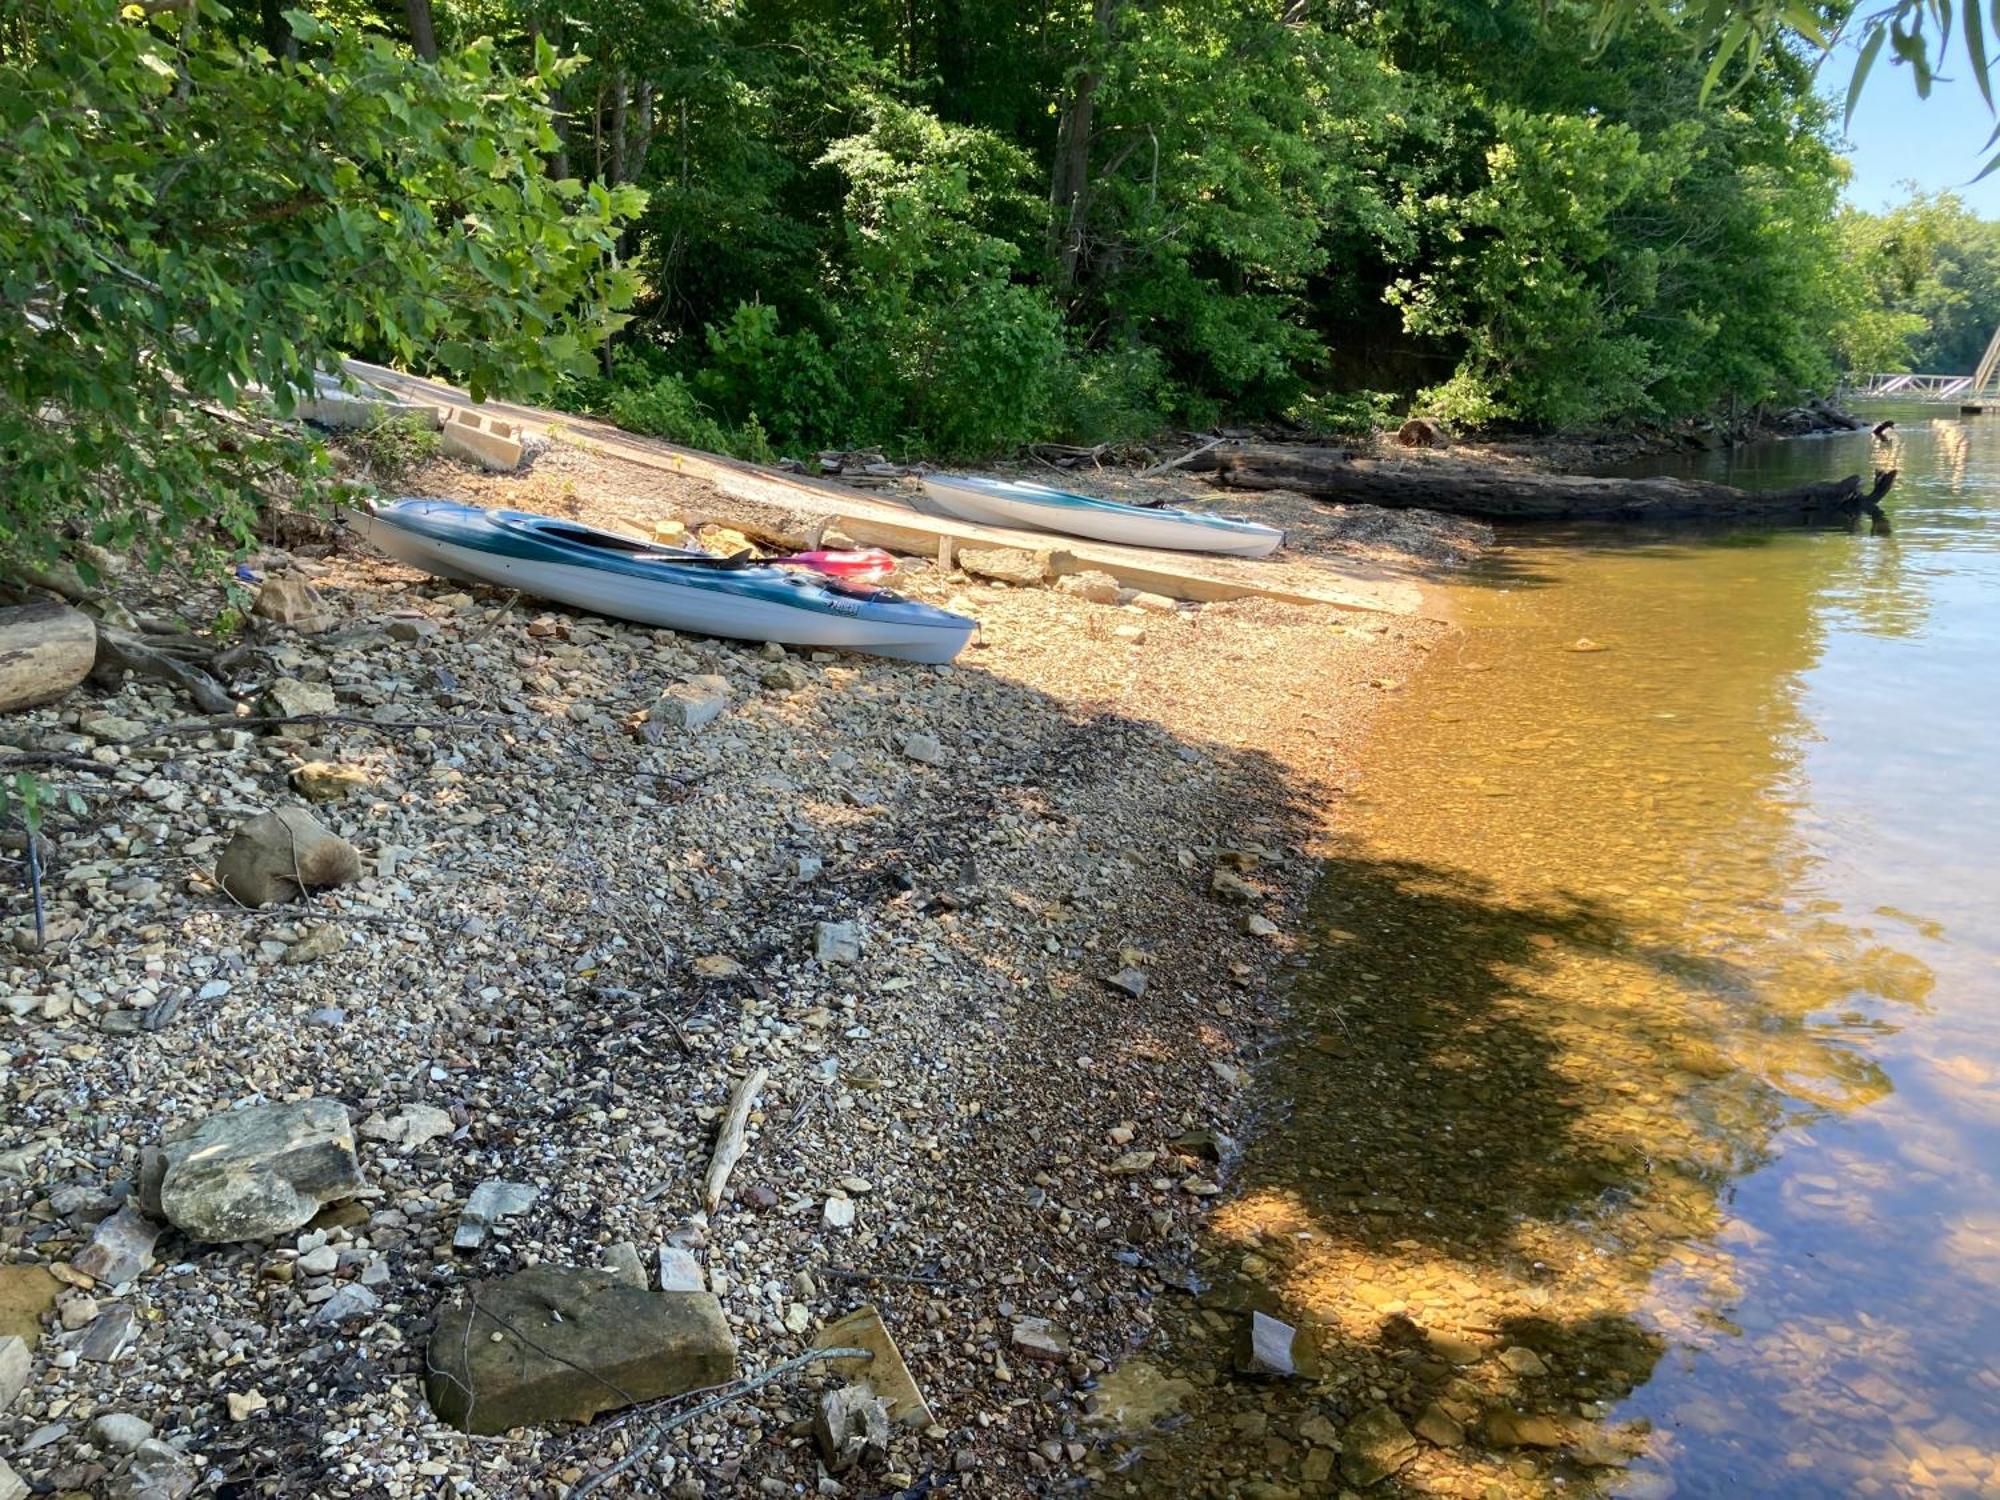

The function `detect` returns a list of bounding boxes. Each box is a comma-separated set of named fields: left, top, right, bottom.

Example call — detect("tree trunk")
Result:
left=1188, top=445, right=1899, bottom=523
left=404, top=0, right=438, bottom=61
left=607, top=71, right=629, bottom=188
left=0, top=605, right=97, bottom=714
left=627, top=81, right=656, bottom=184
left=1049, top=0, right=1116, bottom=292
left=258, top=0, right=298, bottom=60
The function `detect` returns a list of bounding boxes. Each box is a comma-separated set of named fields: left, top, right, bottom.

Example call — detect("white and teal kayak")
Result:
left=920, top=474, right=1283, bottom=558
left=348, top=499, right=976, bottom=663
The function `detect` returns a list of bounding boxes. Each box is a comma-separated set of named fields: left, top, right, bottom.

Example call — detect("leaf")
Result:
left=1847, top=25, right=1888, bottom=126
left=1968, top=0, right=1994, bottom=109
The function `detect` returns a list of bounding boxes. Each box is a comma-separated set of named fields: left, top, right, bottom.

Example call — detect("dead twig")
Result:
left=0, top=753, right=116, bottom=775
left=125, top=712, right=471, bottom=745
left=1139, top=435, right=1223, bottom=477
left=567, top=1346, right=870, bottom=1499
left=95, top=629, right=237, bottom=714
left=819, top=1265, right=955, bottom=1290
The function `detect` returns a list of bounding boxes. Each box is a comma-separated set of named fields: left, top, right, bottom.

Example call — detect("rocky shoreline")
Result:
left=0, top=443, right=1465, bottom=1497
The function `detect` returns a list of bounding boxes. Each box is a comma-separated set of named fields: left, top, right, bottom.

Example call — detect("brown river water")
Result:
left=1103, top=408, right=1999, bottom=1498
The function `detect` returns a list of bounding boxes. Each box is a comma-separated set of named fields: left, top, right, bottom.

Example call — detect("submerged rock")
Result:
left=425, top=1266, right=735, bottom=1434
left=1082, top=1360, right=1194, bottom=1431
left=1341, top=1404, right=1417, bottom=1486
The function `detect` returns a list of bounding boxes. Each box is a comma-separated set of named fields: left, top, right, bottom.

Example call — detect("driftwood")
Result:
left=1188, top=443, right=1898, bottom=522
left=94, top=629, right=237, bottom=714
left=702, top=1066, right=768, bottom=1210
left=0, top=604, right=97, bottom=713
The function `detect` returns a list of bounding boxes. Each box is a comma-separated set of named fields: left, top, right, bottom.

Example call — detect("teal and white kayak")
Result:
left=920, top=474, right=1283, bottom=558
left=348, top=499, right=976, bottom=663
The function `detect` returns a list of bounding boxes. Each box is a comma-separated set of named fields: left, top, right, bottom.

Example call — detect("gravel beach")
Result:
left=0, top=445, right=1470, bottom=1498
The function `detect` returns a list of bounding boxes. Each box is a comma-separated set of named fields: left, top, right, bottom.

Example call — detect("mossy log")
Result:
left=1189, top=444, right=1897, bottom=522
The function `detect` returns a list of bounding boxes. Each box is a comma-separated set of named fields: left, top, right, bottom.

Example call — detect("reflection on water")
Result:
left=1108, top=405, right=2000, bottom=1498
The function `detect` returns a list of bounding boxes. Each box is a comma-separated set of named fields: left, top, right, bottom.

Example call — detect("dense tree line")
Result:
left=510, top=0, right=1866, bottom=453
left=1837, top=191, right=2000, bottom=376
left=7, top=0, right=1999, bottom=569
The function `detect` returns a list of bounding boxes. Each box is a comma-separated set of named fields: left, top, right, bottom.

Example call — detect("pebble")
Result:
left=90, top=1412, right=154, bottom=1453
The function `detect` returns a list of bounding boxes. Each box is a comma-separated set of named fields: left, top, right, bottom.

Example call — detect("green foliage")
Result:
left=1288, top=389, right=1403, bottom=440
left=0, top=0, right=639, bottom=569
left=343, top=411, right=442, bottom=482
left=8, top=0, right=1981, bottom=512
left=1836, top=191, right=2000, bottom=373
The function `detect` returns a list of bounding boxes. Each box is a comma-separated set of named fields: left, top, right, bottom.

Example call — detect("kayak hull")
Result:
left=350, top=500, right=975, bottom=664
left=920, top=475, right=1282, bottom=558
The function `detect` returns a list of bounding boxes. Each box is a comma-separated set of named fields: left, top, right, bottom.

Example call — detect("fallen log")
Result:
left=0, top=603, right=97, bottom=713
left=1188, top=444, right=1897, bottom=522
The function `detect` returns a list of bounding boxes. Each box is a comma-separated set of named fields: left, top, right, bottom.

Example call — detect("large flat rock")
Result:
left=426, top=1265, right=735, bottom=1435
left=157, top=1098, right=364, bottom=1243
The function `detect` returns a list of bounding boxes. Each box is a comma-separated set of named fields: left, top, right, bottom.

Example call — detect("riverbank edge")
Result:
left=0, top=440, right=1466, bottom=1496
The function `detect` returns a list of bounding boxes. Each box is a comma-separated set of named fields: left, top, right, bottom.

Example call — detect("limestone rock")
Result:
left=657, top=1247, right=705, bottom=1293
left=156, top=1098, right=364, bottom=1243
left=1210, top=868, right=1259, bottom=904
left=1482, top=1409, right=1567, bottom=1449
left=1413, top=1402, right=1464, bottom=1447
left=0, top=1335, right=27, bottom=1411
left=0, top=1459, right=25, bottom=1500
left=959, top=546, right=1054, bottom=587
left=760, top=662, right=810, bottom=692
left=1103, top=966, right=1148, bottom=999
left=78, top=1302, right=139, bottom=1362
left=1498, top=1344, right=1549, bottom=1376
left=282, top=922, right=346, bottom=964
left=81, top=714, right=148, bottom=743
left=425, top=1266, right=735, bottom=1434
left=118, top=1438, right=195, bottom=1500
left=1009, top=1317, right=1069, bottom=1362
left=814, top=921, right=861, bottom=964
left=290, top=761, right=371, bottom=802
left=91, top=1413, right=154, bottom=1453
left=599, top=1242, right=647, bottom=1289
left=70, top=1205, right=162, bottom=1286
left=899, top=732, right=944, bottom=765
left=1129, top=591, right=1179, bottom=614
left=1340, top=1404, right=1417, bottom=1486
left=648, top=675, right=731, bottom=733
left=452, top=1179, right=539, bottom=1251
left=1055, top=570, right=1120, bottom=604
left=311, top=1285, right=379, bottom=1326
left=214, top=807, right=360, bottom=907
left=813, top=1306, right=934, bottom=1429
left=357, top=1104, right=454, bottom=1152
left=252, top=577, right=334, bottom=632
left=816, top=1385, right=890, bottom=1473
left=259, top=678, right=337, bottom=719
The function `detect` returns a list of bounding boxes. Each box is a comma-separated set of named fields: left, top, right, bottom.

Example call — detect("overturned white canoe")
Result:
left=920, top=474, right=1282, bottom=558
left=348, top=499, right=975, bottom=664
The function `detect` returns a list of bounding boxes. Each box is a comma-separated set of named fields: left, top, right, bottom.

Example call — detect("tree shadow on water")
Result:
left=1101, top=840, right=1771, bottom=1496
